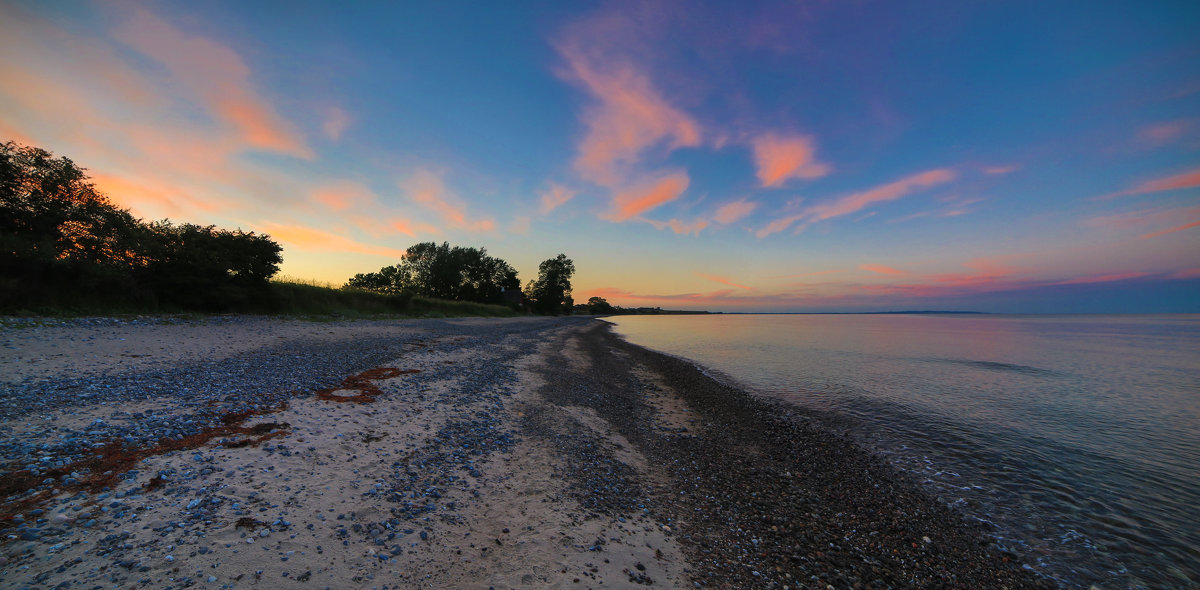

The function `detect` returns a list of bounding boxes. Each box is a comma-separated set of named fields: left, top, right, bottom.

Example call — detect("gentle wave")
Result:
left=608, top=313, right=1200, bottom=589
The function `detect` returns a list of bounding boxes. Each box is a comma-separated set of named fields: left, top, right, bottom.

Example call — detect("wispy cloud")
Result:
left=751, top=133, right=830, bottom=187
left=605, top=172, right=690, bottom=222
left=402, top=169, right=496, bottom=233
left=1126, top=168, right=1200, bottom=195
left=806, top=169, right=956, bottom=223
left=258, top=223, right=408, bottom=258
left=557, top=44, right=700, bottom=187
left=755, top=213, right=808, bottom=238
left=859, top=264, right=907, bottom=276
left=696, top=273, right=752, bottom=290
left=1136, top=119, right=1197, bottom=146
left=713, top=199, right=757, bottom=224
left=1140, top=220, right=1200, bottom=240
left=312, top=182, right=376, bottom=212
left=539, top=182, right=577, bottom=214
left=981, top=165, right=1019, bottom=175
left=1050, top=272, right=1150, bottom=286
left=113, top=8, right=313, bottom=159
left=322, top=106, right=352, bottom=142
left=644, top=217, right=709, bottom=235
left=1100, top=167, right=1200, bottom=199
left=756, top=169, right=956, bottom=237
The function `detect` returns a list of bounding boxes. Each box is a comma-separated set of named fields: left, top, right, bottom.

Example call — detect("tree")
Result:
left=1, top=140, right=285, bottom=312
left=526, top=254, right=574, bottom=315
left=345, top=242, right=520, bottom=305
left=144, top=221, right=283, bottom=309
left=1, top=141, right=143, bottom=273
left=586, top=296, right=615, bottom=314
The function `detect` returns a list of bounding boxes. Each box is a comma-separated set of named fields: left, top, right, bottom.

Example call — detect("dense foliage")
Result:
left=1, top=140, right=282, bottom=312
left=524, top=254, right=575, bottom=315
left=345, top=242, right=520, bottom=305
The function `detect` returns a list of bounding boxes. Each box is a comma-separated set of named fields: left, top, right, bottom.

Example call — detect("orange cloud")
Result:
left=312, top=182, right=376, bottom=212
left=606, top=172, right=690, bottom=221
left=113, top=8, right=313, bottom=159
left=751, top=133, right=830, bottom=187
left=806, top=169, right=956, bottom=223
left=258, top=223, right=408, bottom=258
left=558, top=44, right=700, bottom=186
left=346, top=215, right=435, bottom=239
left=539, top=183, right=576, bottom=214
left=713, top=199, right=757, bottom=224
left=696, top=273, right=752, bottom=290
left=1140, top=220, right=1200, bottom=240
left=402, top=169, right=496, bottom=232
left=859, top=264, right=907, bottom=276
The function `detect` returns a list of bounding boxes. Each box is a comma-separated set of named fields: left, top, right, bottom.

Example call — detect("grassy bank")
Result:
left=1, top=278, right=519, bottom=319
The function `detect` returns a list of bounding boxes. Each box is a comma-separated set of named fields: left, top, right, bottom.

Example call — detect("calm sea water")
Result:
left=607, top=313, right=1200, bottom=588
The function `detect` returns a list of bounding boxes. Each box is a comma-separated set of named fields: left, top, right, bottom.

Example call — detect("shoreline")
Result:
left=0, top=316, right=1048, bottom=588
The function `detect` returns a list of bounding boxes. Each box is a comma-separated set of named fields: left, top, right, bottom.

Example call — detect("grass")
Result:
left=268, top=280, right=517, bottom=319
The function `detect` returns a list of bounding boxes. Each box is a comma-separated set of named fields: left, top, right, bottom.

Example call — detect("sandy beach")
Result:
left=0, top=316, right=1048, bottom=589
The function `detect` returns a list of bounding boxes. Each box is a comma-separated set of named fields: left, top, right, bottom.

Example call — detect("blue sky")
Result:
left=2, top=0, right=1197, bottom=312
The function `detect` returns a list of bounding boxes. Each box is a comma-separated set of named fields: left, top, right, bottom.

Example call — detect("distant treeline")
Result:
left=574, top=297, right=713, bottom=315
left=1, top=141, right=282, bottom=312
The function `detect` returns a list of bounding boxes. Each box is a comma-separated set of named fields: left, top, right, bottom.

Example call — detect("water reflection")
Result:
left=608, top=313, right=1200, bottom=588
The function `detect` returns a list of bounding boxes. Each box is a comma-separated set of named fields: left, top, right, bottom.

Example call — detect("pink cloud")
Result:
left=646, top=218, right=709, bottom=235
left=805, top=169, right=956, bottom=223
left=345, top=215, right=437, bottom=240
left=1136, top=119, right=1196, bottom=146
left=322, top=107, right=352, bottom=142
left=713, top=199, right=757, bottom=224
left=402, top=169, right=496, bottom=233
left=312, top=182, right=376, bottom=212
left=539, top=183, right=577, bottom=214
left=1052, top=272, right=1150, bottom=286
left=113, top=8, right=313, bottom=159
left=557, top=44, right=701, bottom=187
left=605, top=172, right=690, bottom=221
left=982, top=165, right=1019, bottom=175
left=1125, top=168, right=1200, bottom=195
left=258, top=223, right=408, bottom=258
left=859, top=264, right=907, bottom=276
left=1168, top=268, right=1200, bottom=280
left=1084, top=205, right=1200, bottom=234
left=696, top=273, right=752, bottom=290
left=755, top=213, right=807, bottom=238
left=755, top=169, right=955, bottom=238
left=1140, top=220, right=1200, bottom=240
left=751, top=133, right=830, bottom=187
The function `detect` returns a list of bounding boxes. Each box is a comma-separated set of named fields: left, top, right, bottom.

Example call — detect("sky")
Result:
left=2, top=0, right=1198, bottom=313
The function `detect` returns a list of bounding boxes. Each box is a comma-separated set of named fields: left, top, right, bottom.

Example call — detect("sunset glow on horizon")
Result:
left=2, top=1, right=1197, bottom=312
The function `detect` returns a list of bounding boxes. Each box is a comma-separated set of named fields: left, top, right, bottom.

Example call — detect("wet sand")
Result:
left=0, top=316, right=1049, bottom=589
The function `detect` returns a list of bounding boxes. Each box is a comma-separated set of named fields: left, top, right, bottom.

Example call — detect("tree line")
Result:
left=2, top=140, right=576, bottom=315
left=346, top=244, right=575, bottom=314
left=1, top=141, right=282, bottom=311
